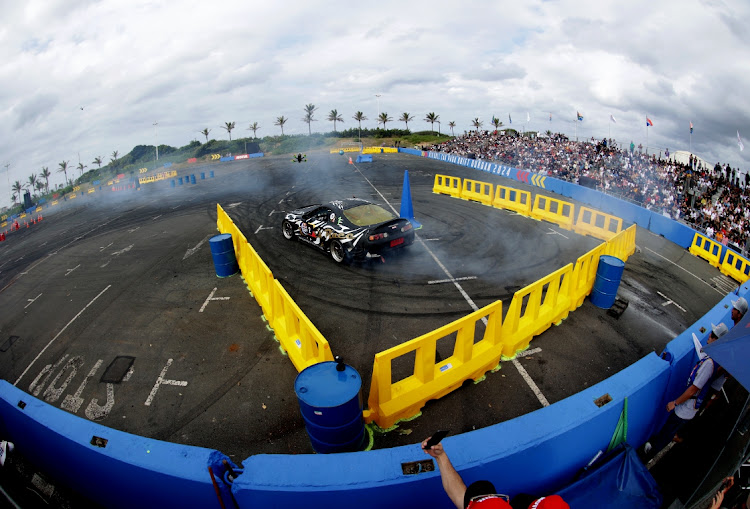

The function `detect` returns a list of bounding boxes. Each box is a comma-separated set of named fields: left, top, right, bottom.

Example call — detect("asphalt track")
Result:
left=0, top=151, right=736, bottom=473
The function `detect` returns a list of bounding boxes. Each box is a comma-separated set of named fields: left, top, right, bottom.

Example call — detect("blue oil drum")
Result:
left=170, top=180, right=175, bottom=188
left=200, top=172, right=205, bottom=180
left=210, top=171, right=214, bottom=178
left=178, top=177, right=183, bottom=185
left=190, top=174, right=197, bottom=184
left=208, top=234, right=239, bottom=278
left=295, top=359, right=365, bottom=454
left=590, top=255, right=625, bottom=309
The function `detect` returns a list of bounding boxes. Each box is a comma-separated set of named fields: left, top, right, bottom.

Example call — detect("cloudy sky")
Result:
left=1, top=0, right=749, bottom=208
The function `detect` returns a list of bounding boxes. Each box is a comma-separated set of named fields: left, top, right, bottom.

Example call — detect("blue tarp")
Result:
left=705, top=302, right=750, bottom=392
left=555, top=444, right=662, bottom=509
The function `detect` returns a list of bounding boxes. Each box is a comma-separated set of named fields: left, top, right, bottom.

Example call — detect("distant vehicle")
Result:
left=281, top=198, right=415, bottom=263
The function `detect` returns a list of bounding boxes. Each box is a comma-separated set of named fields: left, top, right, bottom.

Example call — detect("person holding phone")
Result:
left=421, top=435, right=569, bottom=509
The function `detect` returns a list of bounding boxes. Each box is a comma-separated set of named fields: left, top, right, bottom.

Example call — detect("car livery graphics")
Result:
left=282, top=198, right=414, bottom=263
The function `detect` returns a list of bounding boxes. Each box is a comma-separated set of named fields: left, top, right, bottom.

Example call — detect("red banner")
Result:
left=188, top=158, right=197, bottom=163
left=234, top=154, right=249, bottom=160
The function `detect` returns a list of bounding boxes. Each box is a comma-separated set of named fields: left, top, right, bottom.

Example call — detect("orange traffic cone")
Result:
left=348, top=157, right=353, bottom=164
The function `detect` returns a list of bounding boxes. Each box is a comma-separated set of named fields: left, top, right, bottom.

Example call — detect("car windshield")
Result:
left=343, top=204, right=396, bottom=226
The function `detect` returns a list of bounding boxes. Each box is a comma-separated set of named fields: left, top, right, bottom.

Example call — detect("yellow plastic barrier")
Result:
left=362, top=147, right=398, bottom=154
left=500, top=264, right=572, bottom=356
left=51, top=200, right=58, bottom=206
left=329, top=147, right=361, bottom=153
left=573, top=207, right=622, bottom=241
left=87, top=188, right=95, bottom=194
left=530, top=195, right=575, bottom=230
left=603, top=224, right=636, bottom=262
left=492, top=185, right=532, bottom=215
left=433, top=174, right=461, bottom=198
left=216, top=204, right=334, bottom=372
left=569, top=243, right=607, bottom=311
left=688, top=233, right=722, bottom=268
left=720, top=250, right=750, bottom=283
left=460, top=179, right=493, bottom=206
left=364, top=301, right=504, bottom=429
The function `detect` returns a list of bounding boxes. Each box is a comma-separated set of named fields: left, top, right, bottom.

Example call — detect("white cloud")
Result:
left=1, top=0, right=750, bottom=204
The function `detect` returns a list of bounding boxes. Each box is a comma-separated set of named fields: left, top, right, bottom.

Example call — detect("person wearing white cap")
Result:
left=642, top=322, right=729, bottom=459
left=731, top=296, right=747, bottom=326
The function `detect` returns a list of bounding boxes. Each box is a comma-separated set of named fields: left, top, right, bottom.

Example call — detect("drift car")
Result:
left=281, top=198, right=415, bottom=263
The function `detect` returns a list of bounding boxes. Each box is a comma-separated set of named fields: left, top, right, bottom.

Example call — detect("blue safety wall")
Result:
left=0, top=147, right=748, bottom=508
left=0, top=381, right=236, bottom=509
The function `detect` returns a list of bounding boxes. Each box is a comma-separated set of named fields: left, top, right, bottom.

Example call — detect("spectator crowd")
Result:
left=429, top=130, right=750, bottom=255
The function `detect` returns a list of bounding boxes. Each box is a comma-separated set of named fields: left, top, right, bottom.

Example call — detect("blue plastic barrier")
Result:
left=220, top=156, right=234, bottom=162
left=356, top=155, right=373, bottom=163
left=0, top=381, right=237, bottom=509
left=163, top=162, right=173, bottom=168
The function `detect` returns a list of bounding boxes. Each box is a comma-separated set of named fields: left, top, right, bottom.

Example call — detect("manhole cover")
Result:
left=101, top=356, right=135, bottom=383
left=0, top=336, right=19, bottom=352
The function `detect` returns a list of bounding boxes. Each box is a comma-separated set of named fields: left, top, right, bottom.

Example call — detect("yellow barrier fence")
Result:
left=364, top=301, right=504, bottom=429
left=216, top=204, right=333, bottom=372
left=569, top=243, right=608, bottom=311
left=500, top=264, right=573, bottom=356
left=688, top=233, right=723, bottom=268
left=329, top=147, right=361, bottom=153
left=530, top=195, right=575, bottom=230
left=492, top=185, right=532, bottom=215
left=433, top=175, right=462, bottom=198
left=720, top=250, right=750, bottom=283
left=460, top=178, right=494, bottom=206
left=573, top=206, right=622, bottom=240
left=602, top=224, right=636, bottom=262
left=362, top=147, right=398, bottom=154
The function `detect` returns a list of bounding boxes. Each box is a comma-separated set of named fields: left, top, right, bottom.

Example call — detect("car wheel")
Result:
left=330, top=240, right=350, bottom=263
left=282, top=220, right=295, bottom=240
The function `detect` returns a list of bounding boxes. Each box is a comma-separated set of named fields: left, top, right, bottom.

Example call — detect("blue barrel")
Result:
left=178, top=177, right=183, bottom=185
left=170, top=180, right=175, bottom=188
left=295, top=359, right=365, bottom=454
left=190, top=174, right=197, bottom=184
left=208, top=234, right=239, bottom=278
left=200, top=172, right=205, bottom=180
left=210, top=171, right=214, bottom=178
left=590, top=255, right=625, bottom=309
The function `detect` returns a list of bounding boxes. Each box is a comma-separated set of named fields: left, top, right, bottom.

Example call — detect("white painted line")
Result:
left=61, top=359, right=102, bottom=413
left=512, top=358, right=549, bottom=407
left=112, top=244, right=133, bottom=256
left=657, top=291, right=687, bottom=312
left=546, top=228, right=569, bottom=240
left=428, top=276, right=477, bottom=285
left=268, top=209, right=275, bottom=217
left=199, top=287, right=231, bottom=312
left=227, top=202, right=242, bottom=208
left=100, top=260, right=111, bottom=268
left=14, top=285, right=112, bottom=386
left=183, top=234, right=211, bottom=260
left=144, top=358, right=188, bottom=406
left=152, top=215, right=162, bottom=220
left=254, top=225, right=264, bottom=234
left=515, top=347, right=543, bottom=358
left=65, top=264, right=81, bottom=276
left=644, top=247, right=724, bottom=295
left=128, top=227, right=140, bottom=233
left=24, top=293, right=42, bottom=309
left=421, top=238, right=440, bottom=241
left=99, top=242, right=113, bottom=252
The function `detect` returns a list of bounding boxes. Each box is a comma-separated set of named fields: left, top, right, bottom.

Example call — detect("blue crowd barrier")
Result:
left=0, top=381, right=237, bottom=509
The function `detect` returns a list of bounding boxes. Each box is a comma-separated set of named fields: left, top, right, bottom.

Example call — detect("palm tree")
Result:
left=424, top=112, right=440, bottom=133
left=11, top=181, right=23, bottom=205
left=35, top=181, right=44, bottom=196
left=200, top=128, right=211, bottom=142
left=275, top=116, right=288, bottom=135
left=327, top=109, right=344, bottom=132
left=110, top=151, right=119, bottom=169
left=491, top=116, right=503, bottom=131
left=448, top=121, right=456, bottom=136
left=27, top=174, right=38, bottom=196
left=77, top=162, right=87, bottom=177
left=302, top=104, right=317, bottom=135
left=378, top=112, right=392, bottom=129
left=352, top=111, right=367, bottom=141
left=58, top=160, right=70, bottom=186
left=248, top=122, right=260, bottom=139
left=400, top=113, right=414, bottom=131
left=545, top=130, right=553, bottom=137
left=221, top=121, right=235, bottom=141
left=472, top=118, right=483, bottom=130
left=40, top=166, right=51, bottom=194
left=92, top=157, right=103, bottom=169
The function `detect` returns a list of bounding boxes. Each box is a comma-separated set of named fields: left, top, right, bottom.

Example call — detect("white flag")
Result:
left=739, top=131, right=745, bottom=151
left=610, top=115, right=617, bottom=123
